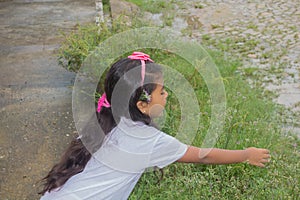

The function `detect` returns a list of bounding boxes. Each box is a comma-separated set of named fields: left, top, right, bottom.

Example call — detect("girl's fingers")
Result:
left=261, top=159, right=269, bottom=163
left=255, top=162, right=265, bottom=167
left=263, top=149, right=270, bottom=154
left=249, top=160, right=264, bottom=167
left=263, top=154, right=271, bottom=159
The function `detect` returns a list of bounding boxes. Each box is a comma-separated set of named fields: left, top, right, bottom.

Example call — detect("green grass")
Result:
left=125, top=0, right=174, bottom=14
left=125, top=0, right=176, bottom=27
left=129, top=51, right=299, bottom=200
left=58, top=21, right=299, bottom=199
left=201, top=35, right=260, bottom=57
left=58, top=16, right=149, bottom=72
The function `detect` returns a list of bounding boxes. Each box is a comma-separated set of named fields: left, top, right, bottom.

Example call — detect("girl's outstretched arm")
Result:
left=177, top=146, right=270, bottom=167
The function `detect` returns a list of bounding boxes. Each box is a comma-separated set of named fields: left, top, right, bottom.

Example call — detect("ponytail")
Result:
left=38, top=139, right=91, bottom=195
left=39, top=106, right=117, bottom=195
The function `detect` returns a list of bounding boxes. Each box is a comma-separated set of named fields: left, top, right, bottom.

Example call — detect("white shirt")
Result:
left=41, top=117, right=187, bottom=200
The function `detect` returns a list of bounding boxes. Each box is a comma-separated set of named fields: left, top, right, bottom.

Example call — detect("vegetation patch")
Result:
left=125, top=0, right=174, bottom=14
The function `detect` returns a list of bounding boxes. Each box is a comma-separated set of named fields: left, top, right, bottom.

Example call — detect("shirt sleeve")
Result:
left=149, top=132, right=188, bottom=169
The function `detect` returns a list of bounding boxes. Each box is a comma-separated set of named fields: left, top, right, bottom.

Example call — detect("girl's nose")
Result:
left=165, top=91, right=169, bottom=98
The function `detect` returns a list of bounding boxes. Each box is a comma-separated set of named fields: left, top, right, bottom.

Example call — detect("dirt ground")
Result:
left=0, top=0, right=95, bottom=199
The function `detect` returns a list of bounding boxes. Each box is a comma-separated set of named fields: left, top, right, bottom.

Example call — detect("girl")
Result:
left=39, top=52, right=270, bottom=200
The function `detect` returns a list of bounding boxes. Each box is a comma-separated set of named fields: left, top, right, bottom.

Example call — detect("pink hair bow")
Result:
left=128, top=52, right=154, bottom=85
left=97, top=93, right=111, bottom=113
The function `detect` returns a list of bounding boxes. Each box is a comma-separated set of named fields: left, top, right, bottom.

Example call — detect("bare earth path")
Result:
left=0, top=0, right=95, bottom=199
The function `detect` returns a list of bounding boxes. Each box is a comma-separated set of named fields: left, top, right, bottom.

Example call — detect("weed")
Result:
left=246, top=22, right=258, bottom=31
left=162, top=12, right=175, bottom=27
left=194, top=3, right=204, bottom=9
left=289, top=25, right=297, bottom=32
left=102, top=0, right=111, bottom=14
left=125, top=0, right=174, bottom=14
left=261, top=51, right=272, bottom=59
left=202, top=34, right=211, bottom=41
left=211, top=24, right=222, bottom=29
left=58, top=24, right=104, bottom=72
left=181, top=28, right=193, bottom=37
left=244, top=67, right=258, bottom=76
left=58, top=15, right=149, bottom=71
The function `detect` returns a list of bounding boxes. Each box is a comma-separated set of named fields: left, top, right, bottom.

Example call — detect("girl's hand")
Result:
left=245, top=147, right=270, bottom=167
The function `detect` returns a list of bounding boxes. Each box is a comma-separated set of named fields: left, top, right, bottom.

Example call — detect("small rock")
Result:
left=248, top=54, right=257, bottom=58
left=110, top=0, right=139, bottom=19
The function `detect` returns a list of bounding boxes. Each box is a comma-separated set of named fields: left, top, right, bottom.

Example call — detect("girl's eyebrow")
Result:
left=161, top=85, right=165, bottom=91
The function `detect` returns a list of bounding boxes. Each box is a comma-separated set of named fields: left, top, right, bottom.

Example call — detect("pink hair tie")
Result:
left=128, top=52, right=154, bottom=86
left=97, top=93, right=111, bottom=113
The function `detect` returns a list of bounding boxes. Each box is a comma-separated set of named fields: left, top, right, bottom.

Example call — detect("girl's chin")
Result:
left=148, top=104, right=165, bottom=118
left=149, top=108, right=165, bottom=119
left=150, top=112, right=164, bottom=119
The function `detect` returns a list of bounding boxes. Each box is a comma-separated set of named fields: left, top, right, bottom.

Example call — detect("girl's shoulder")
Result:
left=116, top=117, right=162, bottom=139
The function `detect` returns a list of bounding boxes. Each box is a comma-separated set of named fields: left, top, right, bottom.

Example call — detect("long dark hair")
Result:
left=39, top=57, right=162, bottom=195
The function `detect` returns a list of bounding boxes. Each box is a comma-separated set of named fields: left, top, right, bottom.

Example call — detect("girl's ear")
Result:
left=136, top=101, right=148, bottom=114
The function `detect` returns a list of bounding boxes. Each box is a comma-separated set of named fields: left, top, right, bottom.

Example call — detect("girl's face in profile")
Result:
left=147, top=80, right=168, bottom=118
left=137, top=77, right=168, bottom=118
